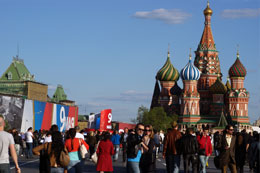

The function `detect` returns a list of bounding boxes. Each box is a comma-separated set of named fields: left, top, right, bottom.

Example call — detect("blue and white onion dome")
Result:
left=180, top=53, right=201, bottom=80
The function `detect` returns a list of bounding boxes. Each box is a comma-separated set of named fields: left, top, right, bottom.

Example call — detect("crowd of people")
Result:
left=0, top=114, right=259, bottom=173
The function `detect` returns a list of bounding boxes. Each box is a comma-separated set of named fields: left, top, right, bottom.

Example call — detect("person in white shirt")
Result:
left=25, top=127, right=34, bottom=159
left=75, top=126, right=84, bottom=140
left=0, top=116, right=20, bottom=173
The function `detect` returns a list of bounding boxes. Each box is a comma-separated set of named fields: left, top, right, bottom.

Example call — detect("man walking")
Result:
left=126, top=123, right=144, bottom=173
left=218, top=125, right=237, bottom=173
left=181, top=128, right=199, bottom=173
left=163, top=121, right=182, bottom=173
left=120, top=127, right=128, bottom=162
left=0, top=116, right=20, bottom=173
left=25, top=127, right=34, bottom=159
left=111, top=130, right=121, bottom=161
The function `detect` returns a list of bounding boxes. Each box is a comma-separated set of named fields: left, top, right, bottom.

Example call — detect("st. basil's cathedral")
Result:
left=150, top=2, right=250, bottom=131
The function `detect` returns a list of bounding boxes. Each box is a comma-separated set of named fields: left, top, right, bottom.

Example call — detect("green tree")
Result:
left=131, top=105, right=149, bottom=123
left=134, top=106, right=178, bottom=131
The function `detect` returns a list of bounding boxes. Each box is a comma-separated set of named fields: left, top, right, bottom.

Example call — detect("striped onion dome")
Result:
left=180, top=54, right=201, bottom=81
left=229, top=52, right=247, bottom=78
left=210, top=77, right=227, bottom=94
left=157, top=51, right=179, bottom=81
left=170, top=82, right=182, bottom=96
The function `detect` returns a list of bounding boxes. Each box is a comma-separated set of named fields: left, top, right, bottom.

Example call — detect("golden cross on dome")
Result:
left=237, top=44, right=240, bottom=58
left=189, top=48, right=192, bottom=60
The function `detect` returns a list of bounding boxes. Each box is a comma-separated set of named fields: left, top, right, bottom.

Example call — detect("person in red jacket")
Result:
left=197, top=127, right=212, bottom=173
left=96, top=131, right=114, bottom=173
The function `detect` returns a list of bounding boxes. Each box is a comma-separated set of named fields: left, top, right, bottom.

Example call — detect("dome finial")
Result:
left=204, top=0, right=213, bottom=16
left=189, top=48, right=192, bottom=60
left=168, top=43, right=170, bottom=58
left=236, top=44, right=240, bottom=58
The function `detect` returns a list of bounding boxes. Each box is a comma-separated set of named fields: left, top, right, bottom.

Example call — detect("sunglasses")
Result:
left=138, top=128, right=144, bottom=131
left=229, top=129, right=234, bottom=131
left=145, top=129, right=152, bottom=132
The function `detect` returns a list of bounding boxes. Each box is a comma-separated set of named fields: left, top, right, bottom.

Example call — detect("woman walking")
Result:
left=139, top=124, right=156, bottom=173
left=33, top=131, right=68, bottom=173
left=197, top=127, right=212, bottom=173
left=86, top=131, right=97, bottom=160
left=65, top=128, right=89, bottom=173
left=96, top=131, right=114, bottom=173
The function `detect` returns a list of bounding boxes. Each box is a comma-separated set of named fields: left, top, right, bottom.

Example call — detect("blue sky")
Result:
left=0, top=0, right=259, bottom=123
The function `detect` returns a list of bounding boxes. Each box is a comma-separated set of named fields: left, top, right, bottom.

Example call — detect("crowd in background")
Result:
left=0, top=116, right=259, bottom=173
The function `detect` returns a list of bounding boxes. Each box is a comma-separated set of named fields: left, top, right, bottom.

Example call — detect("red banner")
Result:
left=100, top=109, right=112, bottom=131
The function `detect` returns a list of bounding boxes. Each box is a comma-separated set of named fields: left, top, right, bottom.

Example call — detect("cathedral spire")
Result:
left=199, top=1, right=215, bottom=51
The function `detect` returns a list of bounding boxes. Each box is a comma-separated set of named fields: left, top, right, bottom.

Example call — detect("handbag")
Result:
left=199, top=136, right=207, bottom=155
left=91, top=141, right=100, bottom=164
left=79, top=139, right=88, bottom=159
left=59, top=148, right=70, bottom=167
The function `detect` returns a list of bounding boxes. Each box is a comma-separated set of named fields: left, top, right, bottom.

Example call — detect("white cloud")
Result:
left=221, top=8, right=260, bottom=18
left=133, top=8, right=191, bottom=24
left=94, top=90, right=152, bottom=103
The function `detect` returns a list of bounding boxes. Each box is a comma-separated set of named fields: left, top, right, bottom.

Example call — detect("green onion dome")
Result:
left=229, top=52, right=247, bottom=78
left=210, top=77, right=227, bottom=94
left=170, top=82, right=182, bottom=96
left=157, top=51, right=179, bottom=81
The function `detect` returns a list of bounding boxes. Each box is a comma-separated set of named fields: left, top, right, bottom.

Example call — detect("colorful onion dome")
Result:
left=204, top=1, right=213, bottom=16
left=180, top=53, right=201, bottom=81
left=226, top=78, right=231, bottom=90
left=228, top=52, right=247, bottom=78
left=157, top=51, right=179, bottom=81
left=210, top=77, right=227, bottom=94
left=170, top=83, right=182, bottom=96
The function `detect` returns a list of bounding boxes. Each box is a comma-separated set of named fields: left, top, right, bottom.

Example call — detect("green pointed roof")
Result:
left=52, top=85, right=67, bottom=103
left=157, top=51, right=179, bottom=81
left=0, top=56, right=34, bottom=81
left=226, top=79, right=231, bottom=90
left=210, top=77, right=227, bottom=94
left=217, top=111, right=228, bottom=128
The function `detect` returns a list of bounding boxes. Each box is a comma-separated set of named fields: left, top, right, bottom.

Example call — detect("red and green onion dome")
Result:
left=170, top=83, right=182, bottom=96
left=210, top=77, right=227, bottom=94
left=157, top=52, right=179, bottom=81
left=229, top=53, right=247, bottom=78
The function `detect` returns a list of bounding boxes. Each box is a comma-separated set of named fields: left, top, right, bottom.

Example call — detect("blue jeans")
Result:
left=166, top=154, right=180, bottom=173
left=127, top=161, right=140, bottom=173
left=26, top=142, right=33, bottom=158
left=199, top=155, right=209, bottom=173
left=113, top=145, right=120, bottom=161
left=68, top=160, right=82, bottom=173
left=0, top=164, right=10, bottom=173
left=51, top=167, right=64, bottom=173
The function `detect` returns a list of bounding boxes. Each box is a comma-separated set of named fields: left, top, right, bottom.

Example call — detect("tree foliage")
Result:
left=134, top=106, right=179, bottom=131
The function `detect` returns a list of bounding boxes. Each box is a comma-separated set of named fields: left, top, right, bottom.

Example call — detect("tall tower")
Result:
left=194, top=2, right=221, bottom=115
left=180, top=53, right=201, bottom=126
left=156, top=50, right=179, bottom=113
left=227, top=51, right=250, bottom=126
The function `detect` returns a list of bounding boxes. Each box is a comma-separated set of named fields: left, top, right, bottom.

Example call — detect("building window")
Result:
left=7, top=72, right=12, bottom=80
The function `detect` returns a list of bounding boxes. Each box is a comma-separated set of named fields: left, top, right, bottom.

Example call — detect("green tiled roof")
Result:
left=0, top=57, right=34, bottom=81
left=52, top=85, right=67, bottom=103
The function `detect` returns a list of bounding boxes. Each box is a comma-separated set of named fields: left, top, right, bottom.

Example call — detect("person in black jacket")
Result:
left=126, top=123, right=144, bottom=173
left=181, top=127, right=199, bottom=173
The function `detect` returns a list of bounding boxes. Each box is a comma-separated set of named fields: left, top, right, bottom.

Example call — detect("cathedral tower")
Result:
left=227, top=51, right=250, bottom=127
left=194, top=2, right=221, bottom=115
left=180, top=52, right=201, bottom=126
left=156, top=51, right=180, bottom=113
